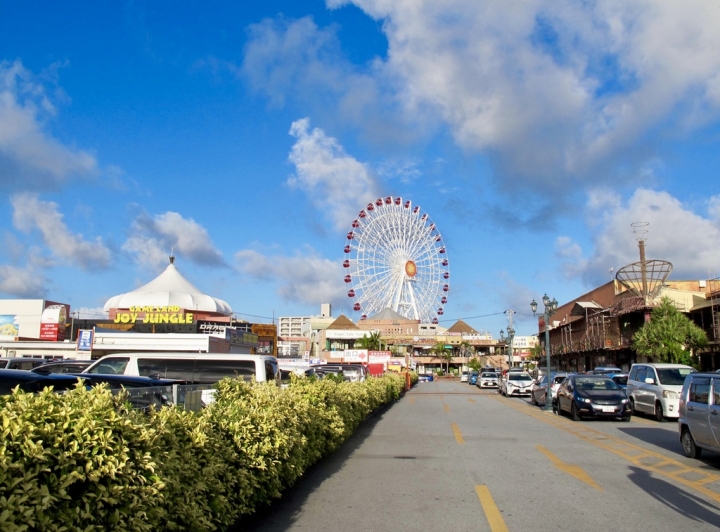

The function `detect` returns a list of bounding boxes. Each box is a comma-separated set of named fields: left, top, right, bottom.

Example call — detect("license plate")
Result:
left=601, top=406, right=615, bottom=413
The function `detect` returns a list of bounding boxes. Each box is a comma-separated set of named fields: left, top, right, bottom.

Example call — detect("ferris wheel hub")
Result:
left=405, top=260, right=417, bottom=278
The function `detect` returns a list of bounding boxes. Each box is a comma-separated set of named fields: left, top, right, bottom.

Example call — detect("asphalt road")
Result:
left=240, top=379, right=720, bottom=531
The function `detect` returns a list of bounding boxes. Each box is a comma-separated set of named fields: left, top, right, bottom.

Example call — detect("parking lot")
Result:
left=246, top=379, right=720, bottom=531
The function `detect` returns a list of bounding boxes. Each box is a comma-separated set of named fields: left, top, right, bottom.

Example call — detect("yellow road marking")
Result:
left=444, top=403, right=451, bottom=413
left=468, top=398, right=476, bottom=403
left=451, top=422, right=465, bottom=444
left=475, top=485, right=509, bottom=532
left=536, top=445, right=602, bottom=491
left=408, top=397, right=416, bottom=405
left=491, top=395, right=720, bottom=503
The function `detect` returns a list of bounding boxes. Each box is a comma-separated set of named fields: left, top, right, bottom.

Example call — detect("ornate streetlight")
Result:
left=531, top=294, right=558, bottom=411
left=506, top=325, right=515, bottom=370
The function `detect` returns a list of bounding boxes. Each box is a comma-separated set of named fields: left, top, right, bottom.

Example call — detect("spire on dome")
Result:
left=169, top=248, right=175, bottom=265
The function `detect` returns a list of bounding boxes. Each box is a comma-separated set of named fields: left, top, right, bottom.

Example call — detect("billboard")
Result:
left=0, top=315, right=19, bottom=337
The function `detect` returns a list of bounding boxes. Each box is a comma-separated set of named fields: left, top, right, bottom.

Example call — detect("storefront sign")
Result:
left=343, top=349, right=368, bottom=363
left=113, top=306, right=194, bottom=324
left=368, top=351, right=391, bottom=363
left=40, top=305, right=67, bottom=341
left=77, top=329, right=94, bottom=351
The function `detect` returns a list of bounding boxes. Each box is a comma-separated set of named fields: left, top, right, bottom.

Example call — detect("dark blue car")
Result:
left=553, top=374, right=631, bottom=422
left=469, top=372, right=479, bottom=385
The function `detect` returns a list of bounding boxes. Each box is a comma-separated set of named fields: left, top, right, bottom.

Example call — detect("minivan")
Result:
left=83, top=353, right=280, bottom=385
left=0, top=357, right=46, bottom=371
left=627, top=363, right=696, bottom=422
left=678, top=372, right=720, bottom=458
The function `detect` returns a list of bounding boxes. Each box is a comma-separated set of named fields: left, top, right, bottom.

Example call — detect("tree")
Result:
left=468, top=357, right=482, bottom=372
left=457, top=341, right=474, bottom=359
left=355, top=331, right=383, bottom=351
left=632, top=297, right=708, bottom=366
left=430, top=341, right=453, bottom=374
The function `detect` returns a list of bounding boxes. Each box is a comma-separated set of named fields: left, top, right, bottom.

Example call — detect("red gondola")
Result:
left=413, top=206, right=420, bottom=214
left=439, top=247, right=446, bottom=253
left=428, top=223, right=435, bottom=231
left=443, top=284, right=449, bottom=292
left=404, top=200, right=411, bottom=208
left=347, top=232, right=354, bottom=240
left=395, top=197, right=401, bottom=205
left=353, top=303, right=361, bottom=311
left=367, top=203, right=374, bottom=211
left=348, top=289, right=355, bottom=297
left=376, top=198, right=383, bottom=206
left=443, top=272, right=449, bottom=279
left=441, top=297, right=447, bottom=304
left=432, top=318, right=439, bottom=324
left=361, top=314, right=367, bottom=320
left=344, top=275, right=352, bottom=283
left=344, top=245, right=351, bottom=253
left=442, top=259, right=448, bottom=266
left=343, top=260, right=350, bottom=268
left=435, top=235, right=442, bottom=242
left=359, top=210, right=367, bottom=218
left=352, top=219, right=360, bottom=227
left=437, top=308, right=444, bottom=315
left=421, top=214, right=428, bottom=221
left=385, top=196, right=392, bottom=204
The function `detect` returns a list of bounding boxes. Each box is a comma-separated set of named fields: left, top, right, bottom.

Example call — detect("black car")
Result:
left=31, top=360, right=93, bottom=375
left=0, top=369, right=79, bottom=395
left=553, top=374, right=631, bottom=421
left=0, top=357, right=46, bottom=371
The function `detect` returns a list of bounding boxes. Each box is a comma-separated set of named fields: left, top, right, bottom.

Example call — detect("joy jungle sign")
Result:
left=113, top=306, right=194, bottom=324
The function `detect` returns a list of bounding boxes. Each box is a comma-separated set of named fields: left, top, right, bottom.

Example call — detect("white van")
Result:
left=627, top=363, right=696, bottom=421
left=83, top=353, right=280, bottom=385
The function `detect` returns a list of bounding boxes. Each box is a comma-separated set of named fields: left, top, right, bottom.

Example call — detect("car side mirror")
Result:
left=644, top=377, right=655, bottom=384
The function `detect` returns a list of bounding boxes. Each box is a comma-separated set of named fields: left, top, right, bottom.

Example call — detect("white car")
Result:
left=478, top=372, right=499, bottom=388
left=501, top=372, right=534, bottom=397
left=460, top=371, right=469, bottom=382
left=627, top=363, right=696, bottom=421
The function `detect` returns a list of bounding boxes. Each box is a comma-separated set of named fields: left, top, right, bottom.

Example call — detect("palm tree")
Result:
left=430, top=341, right=453, bottom=374
left=355, top=331, right=383, bottom=351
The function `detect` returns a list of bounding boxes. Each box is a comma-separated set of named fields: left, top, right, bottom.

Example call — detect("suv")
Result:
left=678, top=373, right=720, bottom=458
left=627, top=363, right=696, bottom=422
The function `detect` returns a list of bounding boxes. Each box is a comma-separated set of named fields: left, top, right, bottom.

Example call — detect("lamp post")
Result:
left=531, top=293, right=558, bottom=411
left=499, top=329, right=505, bottom=368
left=506, top=325, right=515, bottom=370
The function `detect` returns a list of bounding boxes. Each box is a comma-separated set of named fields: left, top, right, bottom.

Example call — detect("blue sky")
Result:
left=1, top=1, right=720, bottom=337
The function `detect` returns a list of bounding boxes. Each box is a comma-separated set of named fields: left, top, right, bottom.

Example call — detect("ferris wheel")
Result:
left=343, top=196, right=449, bottom=324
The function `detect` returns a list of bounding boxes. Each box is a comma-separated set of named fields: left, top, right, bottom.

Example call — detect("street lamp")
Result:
left=506, top=325, right=515, bottom=370
left=531, top=293, right=558, bottom=411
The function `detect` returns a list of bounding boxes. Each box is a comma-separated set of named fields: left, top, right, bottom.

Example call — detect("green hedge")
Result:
left=0, top=373, right=406, bottom=531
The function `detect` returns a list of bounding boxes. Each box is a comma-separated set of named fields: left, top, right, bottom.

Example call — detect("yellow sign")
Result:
left=113, top=312, right=194, bottom=324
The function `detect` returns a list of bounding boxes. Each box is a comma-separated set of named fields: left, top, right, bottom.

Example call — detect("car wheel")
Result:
left=621, top=414, right=632, bottom=422
left=553, top=400, right=559, bottom=415
left=654, top=401, right=665, bottom=423
left=531, top=392, right=538, bottom=406
left=629, top=398, right=636, bottom=416
left=681, top=428, right=702, bottom=459
left=571, top=402, right=581, bottom=422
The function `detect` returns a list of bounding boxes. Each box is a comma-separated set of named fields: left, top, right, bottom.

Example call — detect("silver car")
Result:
left=478, top=372, right=498, bottom=388
left=678, top=372, right=720, bottom=459
left=531, top=373, right=568, bottom=406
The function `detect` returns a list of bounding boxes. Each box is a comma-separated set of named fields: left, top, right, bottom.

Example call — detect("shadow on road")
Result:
left=627, top=466, right=720, bottom=526
left=617, top=426, right=685, bottom=454
left=228, top=404, right=391, bottom=531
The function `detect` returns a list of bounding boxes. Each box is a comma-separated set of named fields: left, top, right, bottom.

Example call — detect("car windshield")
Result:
left=612, top=376, right=628, bottom=386
left=656, top=367, right=695, bottom=385
left=553, top=376, right=566, bottom=384
left=575, top=377, right=620, bottom=390
left=509, top=373, right=532, bottom=381
left=481, top=373, right=497, bottom=378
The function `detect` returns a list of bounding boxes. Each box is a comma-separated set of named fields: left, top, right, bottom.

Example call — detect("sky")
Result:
left=1, top=1, right=720, bottom=337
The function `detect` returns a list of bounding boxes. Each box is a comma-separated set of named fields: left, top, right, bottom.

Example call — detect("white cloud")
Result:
left=235, top=248, right=345, bottom=307
left=0, top=263, right=46, bottom=298
left=288, top=118, right=381, bottom=231
left=247, top=2, right=720, bottom=193
left=11, top=193, right=111, bottom=270
left=0, top=60, right=98, bottom=190
left=123, top=211, right=225, bottom=270
left=559, top=188, right=720, bottom=285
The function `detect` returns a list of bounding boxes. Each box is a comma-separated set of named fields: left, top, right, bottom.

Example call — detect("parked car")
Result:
left=678, top=372, right=720, bottom=458
left=460, top=371, right=469, bottom=382
left=478, top=372, right=498, bottom=388
left=554, top=374, right=631, bottom=421
left=607, top=373, right=628, bottom=391
left=591, top=366, right=623, bottom=375
left=500, top=372, right=534, bottom=397
left=530, top=372, right=568, bottom=406
left=0, top=357, right=46, bottom=371
left=31, top=360, right=93, bottom=374
left=469, top=372, right=479, bottom=385
left=627, top=363, right=696, bottom=422
left=418, top=374, right=434, bottom=382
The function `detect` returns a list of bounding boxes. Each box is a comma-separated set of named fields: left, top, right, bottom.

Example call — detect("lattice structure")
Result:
left=615, top=259, right=673, bottom=303
left=709, top=277, right=720, bottom=341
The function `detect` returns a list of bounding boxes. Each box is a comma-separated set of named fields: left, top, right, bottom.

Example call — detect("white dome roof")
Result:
left=104, top=261, right=232, bottom=315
